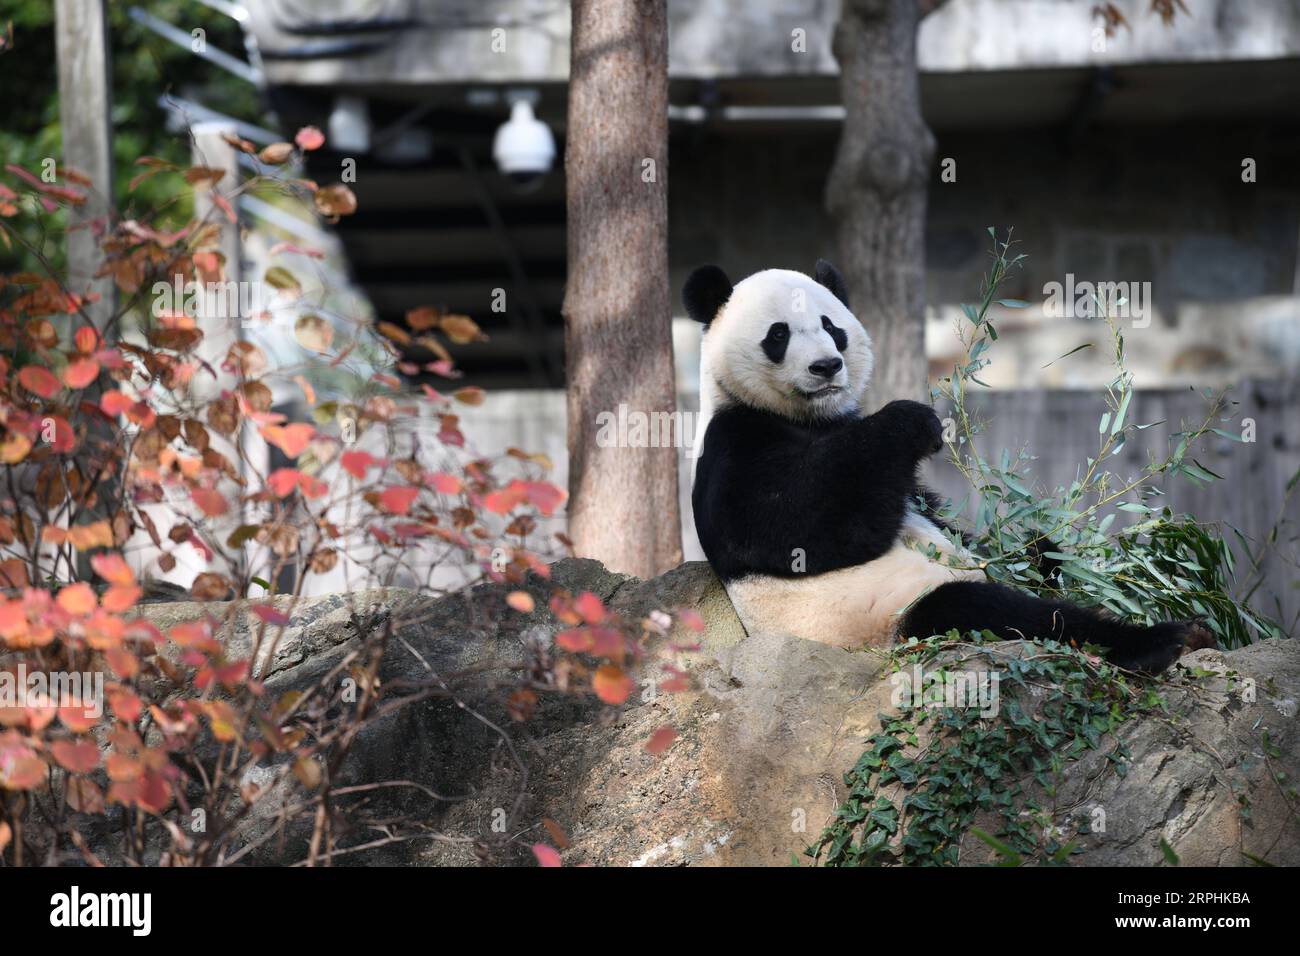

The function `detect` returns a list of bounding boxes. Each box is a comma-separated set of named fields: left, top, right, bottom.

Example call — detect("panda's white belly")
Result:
left=724, top=510, right=984, bottom=649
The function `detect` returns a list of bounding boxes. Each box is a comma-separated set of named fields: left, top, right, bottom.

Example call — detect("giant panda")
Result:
left=684, top=259, right=1214, bottom=674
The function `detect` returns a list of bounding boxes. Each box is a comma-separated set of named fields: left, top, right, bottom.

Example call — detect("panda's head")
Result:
left=683, top=260, right=873, bottom=422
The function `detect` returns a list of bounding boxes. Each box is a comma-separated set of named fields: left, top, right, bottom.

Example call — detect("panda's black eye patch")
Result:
left=821, top=315, right=847, bottom=352
left=761, top=322, right=790, bottom=364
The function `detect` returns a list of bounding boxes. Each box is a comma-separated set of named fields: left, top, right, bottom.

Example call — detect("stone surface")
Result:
left=137, top=559, right=1300, bottom=866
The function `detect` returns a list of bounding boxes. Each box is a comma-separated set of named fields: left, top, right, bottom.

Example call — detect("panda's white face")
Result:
left=701, top=268, right=873, bottom=422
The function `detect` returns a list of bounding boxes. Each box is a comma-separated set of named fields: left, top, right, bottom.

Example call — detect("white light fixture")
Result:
left=492, top=99, right=555, bottom=188
left=329, top=95, right=371, bottom=154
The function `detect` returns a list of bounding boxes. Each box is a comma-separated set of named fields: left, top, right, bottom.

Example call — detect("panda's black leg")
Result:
left=899, top=580, right=1213, bottom=675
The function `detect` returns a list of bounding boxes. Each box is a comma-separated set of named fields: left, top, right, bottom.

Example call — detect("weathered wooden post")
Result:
left=54, top=0, right=116, bottom=329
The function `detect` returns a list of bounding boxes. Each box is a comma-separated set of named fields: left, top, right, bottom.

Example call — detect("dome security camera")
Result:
left=492, top=100, right=556, bottom=189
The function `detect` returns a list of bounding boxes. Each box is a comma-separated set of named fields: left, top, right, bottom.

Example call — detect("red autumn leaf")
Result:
left=531, top=844, right=562, bottom=868
left=555, top=628, right=592, bottom=652
left=66, top=777, right=105, bottom=814
left=105, top=752, right=141, bottom=783
left=506, top=591, right=535, bottom=613
left=100, top=585, right=142, bottom=614
left=185, top=530, right=215, bottom=563
left=100, top=390, right=134, bottom=416
left=574, top=591, right=606, bottom=625
left=107, top=686, right=142, bottom=723
left=0, top=741, right=45, bottom=790
left=51, top=739, right=100, bottom=773
left=549, top=594, right=581, bottom=626
left=110, top=770, right=172, bottom=813
left=212, top=192, right=236, bottom=224
left=299, top=474, right=329, bottom=499
left=90, top=552, right=135, bottom=586
left=260, top=422, right=315, bottom=459
left=56, top=582, right=97, bottom=616
left=0, top=433, right=31, bottom=464
left=431, top=472, right=463, bottom=495
left=252, top=604, right=290, bottom=626
left=18, top=365, right=60, bottom=398
left=74, top=326, right=99, bottom=353
left=66, top=520, right=112, bottom=552
left=214, top=659, right=249, bottom=687
left=169, top=619, right=215, bottom=649
left=588, top=627, right=626, bottom=660
left=44, top=415, right=76, bottom=453
left=57, top=700, right=97, bottom=733
left=483, top=482, right=528, bottom=515
left=0, top=600, right=27, bottom=639
left=295, top=126, right=325, bottom=151
left=267, top=467, right=301, bottom=498
left=105, top=646, right=139, bottom=679
left=593, top=664, right=633, bottom=705
left=523, top=481, right=566, bottom=516
left=645, top=726, right=677, bottom=756
left=378, top=486, right=419, bottom=515
left=20, top=697, right=57, bottom=732
left=61, top=358, right=99, bottom=389
left=191, top=487, right=229, bottom=517
left=340, top=450, right=376, bottom=480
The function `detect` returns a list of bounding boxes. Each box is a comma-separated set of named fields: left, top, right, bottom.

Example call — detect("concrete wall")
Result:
left=243, top=0, right=1300, bottom=87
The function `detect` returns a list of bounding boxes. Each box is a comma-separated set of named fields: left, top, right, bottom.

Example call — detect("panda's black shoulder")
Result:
left=696, top=403, right=816, bottom=467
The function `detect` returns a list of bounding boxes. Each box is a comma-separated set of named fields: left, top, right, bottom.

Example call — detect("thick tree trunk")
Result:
left=826, top=0, right=936, bottom=408
left=563, top=0, right=681, bottom=577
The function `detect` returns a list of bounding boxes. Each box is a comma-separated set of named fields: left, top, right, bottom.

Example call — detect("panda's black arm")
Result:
left=882, top=396, right=1065, bottom=585
left=860, top=399, right=945, bottom=462
left=694, top=404, right=946, bottom=579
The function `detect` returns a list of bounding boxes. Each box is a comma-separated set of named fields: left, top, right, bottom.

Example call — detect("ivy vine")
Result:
left=809, top=632, right=1171, bottom=867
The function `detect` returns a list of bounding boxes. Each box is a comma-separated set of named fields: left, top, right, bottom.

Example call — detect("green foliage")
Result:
left=933, top=228, right=1282, bottom=648
left=809, top=634, right=1157, bottom=866
left=0, top=1, right=263, bottom=272
left=813, top=230, right=1286, bottom=867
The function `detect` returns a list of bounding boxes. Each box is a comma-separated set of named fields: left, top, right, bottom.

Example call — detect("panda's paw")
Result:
left=881, top=400, right=943, bottom=455
left=1114, top=621, right=1216, bottom=675
left=1175, top=619, right=1217, bottom=653
left=1108, top=627, right=1185, bottom=675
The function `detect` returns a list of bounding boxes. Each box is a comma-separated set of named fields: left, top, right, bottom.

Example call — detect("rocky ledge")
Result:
left=139, top=559, right=1300, bottom=866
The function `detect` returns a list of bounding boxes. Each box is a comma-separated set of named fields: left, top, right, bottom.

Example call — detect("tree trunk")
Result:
left=826, top=0, right=936, bottom=408
left=563, top=0, right=681, bottom=578
left=54, top=0, right=116, bottom=332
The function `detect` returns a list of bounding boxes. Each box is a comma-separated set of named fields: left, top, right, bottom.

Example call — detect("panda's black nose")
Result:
left=808, top=357, right=843, bottom=379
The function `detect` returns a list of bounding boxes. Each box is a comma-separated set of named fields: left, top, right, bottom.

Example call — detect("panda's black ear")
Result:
left=682, top=264, right=733, bottom=327
left=814, top=259, right=850, bottom=309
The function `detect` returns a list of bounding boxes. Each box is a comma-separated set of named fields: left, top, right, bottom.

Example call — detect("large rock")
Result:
left=139, top=560, right=1300, bottom=866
